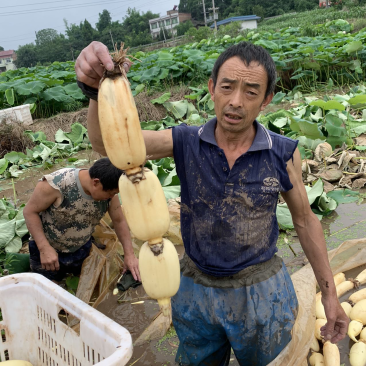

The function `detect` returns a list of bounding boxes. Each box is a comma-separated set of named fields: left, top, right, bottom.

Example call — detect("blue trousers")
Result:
left=171, top=261, right=298, bottom=366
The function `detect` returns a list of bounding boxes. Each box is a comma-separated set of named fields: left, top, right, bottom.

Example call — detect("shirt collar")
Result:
left=198, top=117, right=272, bottom=151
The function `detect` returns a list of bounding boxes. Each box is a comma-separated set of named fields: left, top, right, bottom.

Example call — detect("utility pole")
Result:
left=325, top=0, right=329, bottom=7
left=208, top=0, right=219, bottom=33
left=109, top=30, right=116, bottom=51
left=202, top=0, right=207, bottom=27
left=170, top=13, right=175, bottom=41
left=161, top=26, right=167, bottom=42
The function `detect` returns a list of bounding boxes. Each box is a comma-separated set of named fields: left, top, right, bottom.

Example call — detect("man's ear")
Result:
left=260, top=92, right=274, bottom=111
left=208, top=78, right=215, bottom=101
left=92, top=178, right=101, bottom=187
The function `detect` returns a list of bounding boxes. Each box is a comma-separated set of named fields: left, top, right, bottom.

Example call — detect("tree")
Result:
left=178, top=0, right=318, bottom=20
left=252, top=5, right=265, bottom=21
left=186, top=26, right=213, bottom=41
left=36, top=34, right=70, bottom=64
left=14, top=44, right=38, bottom=68
left=120, top=8, right=159, bottom=47
left=35, top=28, right=59, bottom=46
left=0, top=46, right=4, bottom=51
left=65, top=19, right=98, bottom=55
left=176, top=20, right=195, bottom=36
left=96, top=10, right=112, bottom=33
left=81, top=20, right=98, bottom=45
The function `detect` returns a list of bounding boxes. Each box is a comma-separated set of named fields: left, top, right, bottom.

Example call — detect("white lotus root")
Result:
left=314, top=142, right=333, bottom=162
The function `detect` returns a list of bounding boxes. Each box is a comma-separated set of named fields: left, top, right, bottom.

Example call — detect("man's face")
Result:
left=91, top=179, right=119, bottom=201
left=208, top=57, right=273, bottom=134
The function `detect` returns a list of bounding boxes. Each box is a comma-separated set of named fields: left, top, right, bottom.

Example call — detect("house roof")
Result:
left=149, top=12, right=179, bottom=23
left=0, top=50, right=15, bottom=58
left=210, top=15, right=261, bottom=28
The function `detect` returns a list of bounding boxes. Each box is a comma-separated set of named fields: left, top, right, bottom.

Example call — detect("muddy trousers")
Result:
left=29, top=239, right=92, bottom=281
left=171, top=255, right=298, bottom=366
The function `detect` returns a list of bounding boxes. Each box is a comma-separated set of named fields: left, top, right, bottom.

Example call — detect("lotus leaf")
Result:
left=0, top=159, right=8, bottom=175
left=134, top=84, right=145, bottom=95
left=5, top=88, right=14, bottom=105
left=327, top=189, right=359, bottom=204
left=325, top=114, right=346, bottom=137
left=64, top=122, right=87, bottom=145
left=41, top=86, right=72, bottom=102
left=63, top=83, right=86, bottom=100
left=310, top=100, right=345, bottom=111
left=163, top=100, right=188, bottom=119
left=15, top=81, right=46, bottom=96
left=271, top=92, right=286, bottom=105
left=151, top=92, right=171, bottom=105
left=345, top=41, right=363, bottom=54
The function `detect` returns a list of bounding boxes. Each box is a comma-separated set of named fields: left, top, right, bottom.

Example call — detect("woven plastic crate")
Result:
left=0, top=104, right=33, bottom=126
left=0, top=273, right=133, bottom=366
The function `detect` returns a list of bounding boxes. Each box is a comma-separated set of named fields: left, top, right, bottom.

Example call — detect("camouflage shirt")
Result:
left=30, top=168, right=110, bottom=253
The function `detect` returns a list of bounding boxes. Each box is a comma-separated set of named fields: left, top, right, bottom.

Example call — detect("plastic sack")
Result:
left=269, top=237, right=366, bottom=366
left=77, top=199, right=183, bottom=310
left=75, top=220, right=125, bottom=308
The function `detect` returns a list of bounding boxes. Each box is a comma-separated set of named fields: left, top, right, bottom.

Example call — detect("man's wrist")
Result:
left=77, top=80, right=99, bottom=101
left=123, top=250, right=135, bottom=257
left=36, top=239, right=52, bottom=250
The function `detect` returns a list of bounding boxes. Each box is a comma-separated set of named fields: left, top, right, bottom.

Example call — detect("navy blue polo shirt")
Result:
left=172, top=118, right=298, bottom=277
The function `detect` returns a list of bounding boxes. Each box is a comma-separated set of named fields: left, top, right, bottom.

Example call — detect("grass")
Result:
left=259, top=6, right=366, bottom=32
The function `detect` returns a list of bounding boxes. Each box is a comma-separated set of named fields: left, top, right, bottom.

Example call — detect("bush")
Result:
left=176, top=20, right=195, bottom=36
left=186, top=26, right=213, bottom=42
left=252, top=5, right=265, bottom=21
left=217, top=22, right=242, bottom=38
left=352, top=18, right=366, bottom=32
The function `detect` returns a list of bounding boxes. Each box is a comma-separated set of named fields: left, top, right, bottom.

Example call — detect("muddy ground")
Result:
left=1, top=95, right=366, bottom=365
left=1, top=151, right=365, bottom=365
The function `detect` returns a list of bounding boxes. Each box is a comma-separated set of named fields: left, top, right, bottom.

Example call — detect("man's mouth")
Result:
left=224, top=113, right=242, bottom=121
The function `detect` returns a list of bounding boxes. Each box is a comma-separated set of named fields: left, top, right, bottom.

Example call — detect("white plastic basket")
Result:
left=0, top=104, right=33, bottom=126
left=0, top=273, right=133, bottom=366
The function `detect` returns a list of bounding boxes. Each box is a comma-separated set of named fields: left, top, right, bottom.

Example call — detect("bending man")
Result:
left=24, top=158, right=140, bottom=282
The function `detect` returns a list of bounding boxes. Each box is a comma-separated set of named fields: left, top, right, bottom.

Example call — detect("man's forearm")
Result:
left=24, top=212, right=52, bottom=250
left=295, top=213, right=337, bottom=297
left=114, top=218, right=135, bottom=256
left=87, top=100, right=107, bottom=155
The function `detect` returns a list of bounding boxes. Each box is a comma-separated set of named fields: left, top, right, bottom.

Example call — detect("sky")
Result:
left=0, top=0, right=180, bottom=51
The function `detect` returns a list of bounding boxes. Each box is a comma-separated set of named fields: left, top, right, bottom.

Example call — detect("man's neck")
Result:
left=78, top=169, right=92, bottom=196
left=215, top=123, right=256, bottom=153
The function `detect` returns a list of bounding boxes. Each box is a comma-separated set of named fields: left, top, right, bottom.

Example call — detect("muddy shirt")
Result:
left=172, top=118, right=298, bottom=276
left=30, top=168, right=110, bottom=253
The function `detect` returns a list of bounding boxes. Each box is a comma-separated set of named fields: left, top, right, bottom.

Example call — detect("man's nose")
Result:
left=229, top=89, right=243, bottom=108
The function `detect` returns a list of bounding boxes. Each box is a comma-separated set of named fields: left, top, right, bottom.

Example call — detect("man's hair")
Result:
left=89, top=158, right=123, bottom=191
left=211, top=42, right=277, bottom=99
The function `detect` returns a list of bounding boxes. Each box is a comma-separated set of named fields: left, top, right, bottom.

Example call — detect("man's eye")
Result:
left=222, top=85, right=231, bottom=90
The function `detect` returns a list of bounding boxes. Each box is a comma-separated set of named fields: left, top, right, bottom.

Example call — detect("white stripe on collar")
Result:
left=259, top=123, right=273, bottom=149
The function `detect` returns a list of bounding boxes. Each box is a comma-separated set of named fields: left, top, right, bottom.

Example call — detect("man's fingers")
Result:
left=324, top=320, right=335, bottom=341
left=135, top=269, right=141, bottom=282
left=123, top=58, right=132, bottom=73
left=85, top=51, right=107, bottom=79
left=93, top=42, right=114, bottom=71
left=130, top=268, right=137, bottom=281
left=55, top=260, right=60, bottom=271
left=78, top=71, right=99, bottom=90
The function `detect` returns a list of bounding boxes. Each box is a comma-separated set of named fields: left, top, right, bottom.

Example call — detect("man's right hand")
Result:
left=75, top=41, right=131, bottom=89
left=40, top=245, right=60, bottom=271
